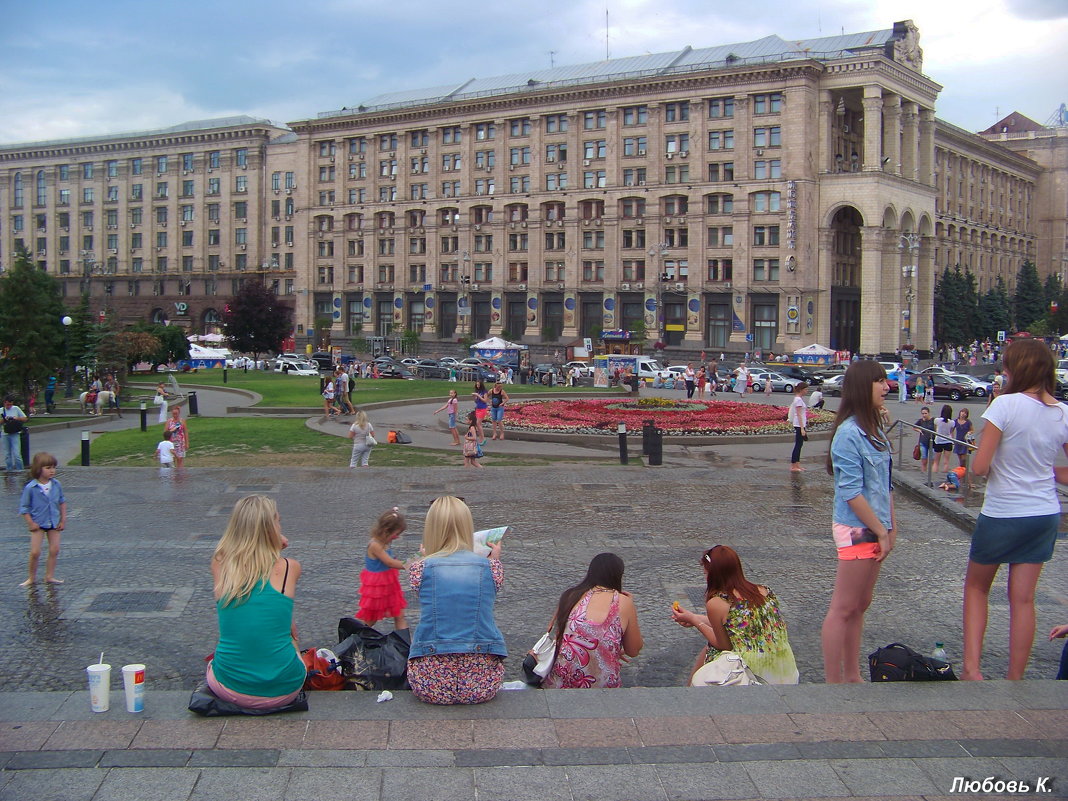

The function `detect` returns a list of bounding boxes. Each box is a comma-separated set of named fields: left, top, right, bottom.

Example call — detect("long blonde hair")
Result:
left=422, top=496, right=473, bottom=558
left=353, top=409, right=369, bottom=429
left=213, top=495, right=283, bottom=606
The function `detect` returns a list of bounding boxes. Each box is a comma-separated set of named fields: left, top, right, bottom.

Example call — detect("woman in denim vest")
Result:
left=822, top=361, right=895, bottom=683
left=407, top=496, right=506, bottom=704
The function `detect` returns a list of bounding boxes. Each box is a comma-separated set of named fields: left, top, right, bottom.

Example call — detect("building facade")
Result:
left=0, top=22, right=1055, bottom=356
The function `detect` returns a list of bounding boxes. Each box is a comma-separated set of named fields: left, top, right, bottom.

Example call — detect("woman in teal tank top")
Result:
left=207, top=495, right=306, bottom=709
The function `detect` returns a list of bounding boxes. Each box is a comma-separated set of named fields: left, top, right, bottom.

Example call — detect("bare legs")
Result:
left=822, top=558, right=881, bottom=683
left=962, top=560, right=1044, bottom=680
left=22, top=529, right=62, bottom=587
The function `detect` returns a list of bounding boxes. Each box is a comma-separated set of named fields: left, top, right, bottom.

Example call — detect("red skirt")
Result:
left=356, top=568, right=407, bottom=622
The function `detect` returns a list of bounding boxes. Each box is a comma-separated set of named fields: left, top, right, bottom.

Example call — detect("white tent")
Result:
left=792, top=343, right=836, bottom=356
left=472, top=336, right=527, bottom=350
left=187, top=342, right=230, bottom=359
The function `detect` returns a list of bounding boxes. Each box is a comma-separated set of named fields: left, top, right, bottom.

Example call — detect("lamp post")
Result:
left=62, top=315, right=73, bottom=399
left=648, top=242, right=669, bottom=345
left=898, top=233, right=921, bottom=352
left=459, top=250, right=472, bottom=337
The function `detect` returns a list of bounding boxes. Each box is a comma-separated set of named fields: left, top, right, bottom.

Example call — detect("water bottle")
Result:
left=932, top=642, right=948, bottom=662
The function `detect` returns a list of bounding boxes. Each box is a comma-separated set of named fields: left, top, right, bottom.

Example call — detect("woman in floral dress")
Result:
left=672, top=545, right=798, bottom=684
left=541, top=553, right=643, bottom=689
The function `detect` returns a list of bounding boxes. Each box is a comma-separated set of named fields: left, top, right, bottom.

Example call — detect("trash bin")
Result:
left=188, top=391, right=199, bottom=416
left=647, top=427, right=663, bottom=466
left=642, top=419, right=656, bottom=456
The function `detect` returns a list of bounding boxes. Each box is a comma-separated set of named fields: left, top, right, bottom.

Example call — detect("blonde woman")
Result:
left=407, top=496, right=506, bottom=704
left=346, top=409, right=375, bottom=468
left=206, top=496, right=305, bottom=710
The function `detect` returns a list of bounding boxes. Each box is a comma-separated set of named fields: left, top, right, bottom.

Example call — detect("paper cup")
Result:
left=121, top=664, right=145, bottom=713
left=87, top=664, right=111, bottom=712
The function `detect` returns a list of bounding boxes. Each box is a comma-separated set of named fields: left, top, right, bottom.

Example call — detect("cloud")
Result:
left=1005, top=0, right=1068, bottom=20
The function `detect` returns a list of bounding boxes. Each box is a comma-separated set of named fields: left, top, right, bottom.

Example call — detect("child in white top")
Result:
left=156, top=430, right=176, bottom=467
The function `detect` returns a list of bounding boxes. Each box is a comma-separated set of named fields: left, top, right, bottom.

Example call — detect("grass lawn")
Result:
left=127, top=371, right=604, bottom=408
left=79, top=417, right=619, bottom=468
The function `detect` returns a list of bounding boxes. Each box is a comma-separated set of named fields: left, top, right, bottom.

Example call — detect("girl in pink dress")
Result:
left=541, top=553, right=643, bottom=689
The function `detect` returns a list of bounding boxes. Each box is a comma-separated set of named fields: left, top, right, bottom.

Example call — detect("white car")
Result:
left=400, top=357, right=421, bottom=366
left=822, top=374, right=847, bottom=396
left=563, top=361, right=593, bottom=377
left=438, top=357, right=461, bottom=366
left=274, top=359, right=319, bottom=376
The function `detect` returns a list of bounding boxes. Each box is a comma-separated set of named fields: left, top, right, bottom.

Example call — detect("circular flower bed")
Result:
left=505, top=397, right=834, bottom=436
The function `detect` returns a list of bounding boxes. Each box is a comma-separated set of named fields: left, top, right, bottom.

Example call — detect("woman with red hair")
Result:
left=672, top=545, right=798, bottom=684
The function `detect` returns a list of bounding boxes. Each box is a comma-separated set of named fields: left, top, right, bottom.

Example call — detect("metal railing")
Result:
left=888, top=419, right=974, bottom=489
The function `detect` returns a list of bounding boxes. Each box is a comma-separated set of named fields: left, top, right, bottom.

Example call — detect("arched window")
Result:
left=36, top=170, right=46, bottom=206
left=12, top=172, right=24, bottom=208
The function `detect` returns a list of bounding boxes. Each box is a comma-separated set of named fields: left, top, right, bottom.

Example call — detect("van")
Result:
left=593, top=355, right=669, bottom=383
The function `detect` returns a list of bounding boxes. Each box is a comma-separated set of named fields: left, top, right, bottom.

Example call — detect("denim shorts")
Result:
left=970, top=512, right=1059, bottom=565
left=447, top=413, right=457, bottom=429
left=489, top=406, right=504, bottom=422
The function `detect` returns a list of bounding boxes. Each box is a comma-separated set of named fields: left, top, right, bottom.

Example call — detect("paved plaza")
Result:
left=0, top=386, right=1065, bottom=799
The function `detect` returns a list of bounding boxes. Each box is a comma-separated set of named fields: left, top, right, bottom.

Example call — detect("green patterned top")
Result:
left=703, top=588, right=799, bottom=684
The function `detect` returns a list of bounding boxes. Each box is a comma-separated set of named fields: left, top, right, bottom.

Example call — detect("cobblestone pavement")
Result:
left=1, top=461, right=1064, bottom=693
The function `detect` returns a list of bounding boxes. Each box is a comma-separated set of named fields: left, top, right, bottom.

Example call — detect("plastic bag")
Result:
left=335, top=617, right=411, bottom=691
left=187, top=683, right=309, bottom=716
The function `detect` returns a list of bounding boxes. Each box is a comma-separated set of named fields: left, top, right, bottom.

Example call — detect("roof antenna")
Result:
left=605, top=2, right=610, bottom=60
left=549, top=50, right=556, bottom=69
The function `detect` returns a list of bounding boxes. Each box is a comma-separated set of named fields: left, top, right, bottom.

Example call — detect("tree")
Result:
left=1050, top=288, right=1068, bottom=335
left=97, top=331, right=161, bottom=374
left=0, top=250, right=68, bottom=399
left=401, top=328, right=421, bottom=355
left=1044, top=273, right=1063, bottom=309
left=1013, top=260, right=1045, bottom=332
left=129, top=321, right=190, bottom=368
left=934, top=266, right=970, bottom=346
left=977, top=276, right=1012, bottom=340
left=223, top=281, right=292, bottom=361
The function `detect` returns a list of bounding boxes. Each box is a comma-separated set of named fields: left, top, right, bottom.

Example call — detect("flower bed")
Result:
left=505, top=398, right=834, bottom=436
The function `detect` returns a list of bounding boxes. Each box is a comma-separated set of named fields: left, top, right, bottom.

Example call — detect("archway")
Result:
left=829, top=206, right=863, bottom=352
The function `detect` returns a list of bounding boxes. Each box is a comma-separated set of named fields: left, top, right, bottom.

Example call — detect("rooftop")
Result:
left=317, top=27, right=900, bottom=119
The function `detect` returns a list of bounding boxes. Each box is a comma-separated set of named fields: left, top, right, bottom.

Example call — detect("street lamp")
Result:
left=62, top=315, right=73, bottom=398
left=459, top=250, right=472, bottom=337
left=648, top=242, right=669, bottom=344
left=898, top=233, right=921, bottom=353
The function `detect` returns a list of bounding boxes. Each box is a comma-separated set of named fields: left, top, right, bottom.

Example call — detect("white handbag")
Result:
left=522, top=631, right=556, bottom=685
left=690, top=651, right=766, bottom=687
left=366, top=432, right=378, bottom=446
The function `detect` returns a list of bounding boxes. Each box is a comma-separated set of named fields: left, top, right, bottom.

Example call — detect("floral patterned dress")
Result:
left=702, top=588, right=798, bottom=684
left=542, top=589, right=624, bottom=689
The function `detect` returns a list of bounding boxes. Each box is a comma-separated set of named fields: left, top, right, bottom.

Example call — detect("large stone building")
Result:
left=0, top=21, right=1058, bottom=356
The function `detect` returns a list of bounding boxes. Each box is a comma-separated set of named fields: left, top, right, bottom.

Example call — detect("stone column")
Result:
left=859, top=226, right=886, bottom=353
left=901, top=101, right=919, bottom=182
left=421, top=291, right=437, bottom=337
left=489, top=291, right=504, bottom=336
left=882, top=94, right=901, bottom=175
left=913, top=235, right=935, bottom=350
left=918, top=108, right=936, bottom=187
left=815, top=227, right=836, bottom=345
left=683, top=291, right=703, bottom=346
left=561, top=291, right=579, bottom=340
left=818, top=89, right=835, bottom=173
left=861, top=87, right=884, bottom=172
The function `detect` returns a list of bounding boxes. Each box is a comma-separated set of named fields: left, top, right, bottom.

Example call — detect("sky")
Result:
left=0, top=0, right=1065, bottom=145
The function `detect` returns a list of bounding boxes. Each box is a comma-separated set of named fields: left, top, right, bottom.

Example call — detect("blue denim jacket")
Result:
left=19, top=479, right=65, bottom=529
left=409, top=549, right=507, bottom=658
left=830, top=417, right=893, bottom=530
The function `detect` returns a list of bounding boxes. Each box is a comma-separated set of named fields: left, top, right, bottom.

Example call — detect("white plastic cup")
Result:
left=87, top=663, right=111, bottom=712
left=121, top=664, right=145, bottom=713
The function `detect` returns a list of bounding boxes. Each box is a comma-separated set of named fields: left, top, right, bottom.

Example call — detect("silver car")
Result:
left=750, top=371, right=798, bottom=393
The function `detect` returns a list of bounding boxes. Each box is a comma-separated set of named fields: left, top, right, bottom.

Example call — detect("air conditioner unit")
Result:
left=663, top=217, right=673, bottom=225
left=675, top=282, right=686, bottom=291
left=621, top=282, right=631, bottom=290
left=239, top=244, right=246, bottom=250
left=330, top=156, right=335, bottom=163
left=475, top=191, right=484, bottom=196
left=86, top=225, right=94, bottom=232
left=107, top=224, right=117, bottom=230
left=583, top=219, right=591, bottom=227
left=180, top=220, right=188, bottom=226
left=517, top=283, right=527, bottom=290
left=595, top=219, right=602, bottom=226
left=509, top=222, right=516, bottom=229
left=583, top=159, right=591, bottom=166
left=637, top=149, right=647, bottom=156
left=271, top=241, right=279, bottom=247
left=679, top=151, right=689, bottom=158
left=471, top=284, right=480, bottom=291
left=723, top=281, right=732, bottom=289
left=485, top=165, right=494, bottom=172
left=420, top=149, right=427, bottom=155
left=37, top=250, right=46, bottom=257
left=108, top=248, right=117, bottom=255
left=635, top=282, right=644, bottom=289
left=474, top=224, right=482, bottom=231
left=520, top=221, right=527, bottom=228
left=285, top=215, right=291, bottom=221
left=638, top=180, right=646, bottom=186
left=557, top=282, right=565, bottom=290
left=666, top=153, right=674, bottom=160
left=208, top=168, right=214, bottom=173
left=348, top=154, right=355, bottom=161
left=156, top=247, right=163, bottom=252
left=636, top=218, right=644, bottom=225
left=557, top=163, right=565, bottom=170
left=358, top=154, right=365, bottom=160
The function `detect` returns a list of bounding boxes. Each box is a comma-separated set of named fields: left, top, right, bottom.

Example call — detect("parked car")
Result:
left=750, top=371, right=798, bottom=393
left=309, top=351, right=334, bottom=371
left=413, top=360, right=451, bottom=380
left=776, top=365, right=823, bottom=387
left=400, top=357, right=421, bottom=366
left=563, top=361, right=593, bottom=377
left=274, top=359, right=319, bottom=376
left=906, top=373, right=975, bottom=401
left=916, top=365, right=954, bottom=376
left=948, top=373, right=992, bottom=397
left=822, top=374, right=847, bottom=396
left=376, top=364, right=416, bottom=380
left=438, top=357, right=461, bottom=366
left=532, top=363, right=563, bottom=385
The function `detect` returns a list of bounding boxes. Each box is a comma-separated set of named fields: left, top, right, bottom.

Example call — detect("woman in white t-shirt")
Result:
left=788, top=382, right=809, bottom=472
left=964, top=339, right=1068, bottom=680
left=932, top=405, right=955, bottom=475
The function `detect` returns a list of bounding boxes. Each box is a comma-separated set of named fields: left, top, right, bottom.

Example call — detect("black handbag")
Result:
left=869, top=642, right=957, bottom=682
left=187, top=683, right=309, bottom=716
left=335, top=617, right=411, bottom=690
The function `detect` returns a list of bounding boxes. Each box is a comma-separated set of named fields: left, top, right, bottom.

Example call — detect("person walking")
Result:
left=164, top=406, right=189, bottom=468
left=433, top=390, right=462, bottom=446
left=1, top=396, right=28, bottom=471
left=788, top=382, right=809, bottom=472
left=346, top=410, right=375, bottom=468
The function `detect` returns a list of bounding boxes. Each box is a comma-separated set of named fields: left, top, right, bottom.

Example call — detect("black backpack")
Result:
left=869, top=642, right=957, bottom=682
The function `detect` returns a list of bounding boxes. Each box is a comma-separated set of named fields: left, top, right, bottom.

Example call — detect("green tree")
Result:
left=223, top=282, right=293, bottom=362
left=401, top=328, right=421, bottom=355
left=1013, top=260, right=1045, bottom=331
left=934, top=266, right=971, bottom=346
left=961, top=267, right=981, bottom=343
left=0, top=251, right=68, bottom=398
left=1050, top=288, right=1068, bottom=335
left=129, top=321, right=190, bottom=368
left=977, top=276, right=1013, bottom=340
left=1044, top=273, right=1063, bottom=309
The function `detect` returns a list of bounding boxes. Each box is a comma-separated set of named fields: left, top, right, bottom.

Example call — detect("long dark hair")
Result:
left=1002, top=338, right=1056, bottom=398
left=702, top=545, right=766, bottom=607
left=552, top=553, right=624, bottom=649
left=825, top=360, right=888, bottom=475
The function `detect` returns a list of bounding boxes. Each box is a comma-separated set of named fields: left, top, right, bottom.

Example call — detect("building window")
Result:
left=622, top=229, right=646, bottom=249
left=155, top=182, right=168, bottom=199
left=509, top=118, right=531, bottom=136
left=582, top=260, right=605, bottom=281
left=182, top=256, right=194, bottom=273
left=106, top=185, right=119, bottom=202
left=474, top=122, right=496, bottom=141
left=707, top=226, right=734, bottom=247
left=58, top=188, right=70, bottom=205
left=474, top=178, right=494, bottom=195
left=207, top=177, right=220, bottom=195
left=708, top=162, right=735, bottom=182
left=623, top=136, right=647, bottom=156
left=545, top=143, right=567, bottom=163
left=155, top=156, right=168, bottom=174
left=508, top=233, right=528, bottom=252
left=753, top=258, right=780, bottom=281
left=441, top=126, right=461, bottom=144
left=582, top=230, right=605, bottom=249
left=509, top=146, right=531, bottom=165
left=509, top=175, right=531, bottom=193
left=582, top=110, right=606, bottom=130
left=707, top=258, right=733, bottom=281
left=545, top=173, right=567, bottom=191
left=665, top=165, right=689, bottom=184
left=544, top=261, right=565, bottom=282
left=622, top=168, right=646, bottom=186
left=664, top=101, right=689, bottom=122
left=474, top=149, right=495, bottom=168
left=82, top=187, right=94, bottom=203
left=156, top=256, right=168, bottom=273
left=235, top=228, right=247, bottom=245
left=181, top=153, right=194, bottom=171
left=441, top=152, right=461, bottom=171
left=473, top=262, right=492, bottom=282
left=752, top=93, right=783, bottom=114
left=583, top=140, right=607, bottom=160
left=751, top=191, right=780, bottom=212
left=753, top=159, right=782, bottom=179
left=708, top=130, right=734, bottom=151
left=409, top=129, right=429, bottom=148
left=706, top=193, right=734, bottom=214
left=620, top=197, right=646, bottom=218
left=234, top=148, right=248, bottom=168
left=544, top=114, right=568, bottom=133
left=207, top=151, right=220, bottom=169
left=156, top=231, right=168, bottom=248
left=753, top=126, right=781, bottom=148
left=707, top=97, right=735, bottom=119
left=319, top=166, right=335, bottom=182
left=583, top=170, right=607, bottom=189
left=753, top=225, right=780, bottom=246
left=663, top=196, right=688, bottom=215
left=131, top=232, right=143, bottom=249
left=544, top=232, right=566, bottom=251
left=235, top=175, right=248, bottom=193
left=181, top=180, right=194, bottom=198
left=622, top=105, right=648, bottom=126
left=622, top=259, right=645, bottom=281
